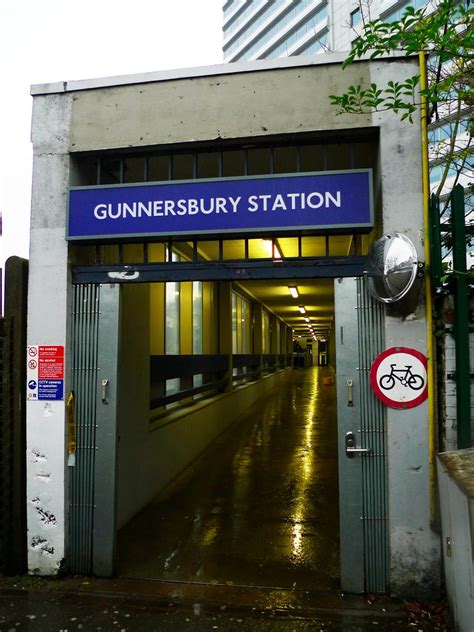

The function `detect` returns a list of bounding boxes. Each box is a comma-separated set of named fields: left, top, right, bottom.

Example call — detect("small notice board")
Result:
left=27, top=345, right=64, bottom=401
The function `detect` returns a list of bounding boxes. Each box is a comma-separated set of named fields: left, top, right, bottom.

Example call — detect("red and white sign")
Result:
left=38, top=346, right=64, bottom=379
left=27, top=345, right=64, bottom=401
left=369, top=347, right=428, bottom=409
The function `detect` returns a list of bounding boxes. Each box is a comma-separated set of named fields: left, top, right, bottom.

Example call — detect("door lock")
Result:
left=101, top=379, right=109, bottom=404
left=345, top=431, right=370, bottom=458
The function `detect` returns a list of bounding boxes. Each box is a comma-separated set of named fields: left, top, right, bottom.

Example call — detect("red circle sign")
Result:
left=370, top=347, right=428, bottom=409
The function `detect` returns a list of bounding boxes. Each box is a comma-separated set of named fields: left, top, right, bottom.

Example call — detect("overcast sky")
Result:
left=0, top=0, right=223, bottom=267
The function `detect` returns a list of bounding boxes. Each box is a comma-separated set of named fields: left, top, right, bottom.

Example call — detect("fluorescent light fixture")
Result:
left=262, top=239, right=282, bottom=259
left=304, top=316, right=310, bottom=322
left=298, top=306, right=306, bottom=314
left=288, top=286, right=299, bottom=298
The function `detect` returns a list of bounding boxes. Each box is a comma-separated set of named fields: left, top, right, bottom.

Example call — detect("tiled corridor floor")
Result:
left=118, top=367, right=339, bottom=591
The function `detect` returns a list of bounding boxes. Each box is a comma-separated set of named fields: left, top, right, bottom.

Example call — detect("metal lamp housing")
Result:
left=366, top=233, right=420, bottom=304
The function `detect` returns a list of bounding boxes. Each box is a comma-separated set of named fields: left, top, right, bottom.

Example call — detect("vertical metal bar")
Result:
left=93, top=284, right=120, bottom=577
left=219, top=150, right=223, bottom=178
left=429, top=195, right=443, bottom=288
left=357, top=277, right=388, bottom=593
left=70, top=283, right=102, bottom=574
left=336, top=277, right=365, bottom=593
left=451, top=186, right=471, bottom=448
left=144, top=156, right=149, bottom=182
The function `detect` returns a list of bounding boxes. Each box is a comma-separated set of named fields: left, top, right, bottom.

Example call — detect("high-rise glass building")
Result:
left=223, top=1, right=331, bottom=62
left=223, top=0, right=472, bottom=231
left=222, top=1, right=441, bottom=61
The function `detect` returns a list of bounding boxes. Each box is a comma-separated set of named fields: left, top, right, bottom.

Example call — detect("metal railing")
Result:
left=150, top=353, right=292, bottom=411
left=150, top=355, right=229, bottom=410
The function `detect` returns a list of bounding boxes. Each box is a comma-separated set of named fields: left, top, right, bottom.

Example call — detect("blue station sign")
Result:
left=68, top=170, right=373, bottom=240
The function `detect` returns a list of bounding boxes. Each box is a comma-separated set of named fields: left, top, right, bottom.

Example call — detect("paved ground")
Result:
left=0, top=576, right=451, bottom=631
left=1, top=367, right=450, bottom=630
left=119, top=367, right=339, bottom=590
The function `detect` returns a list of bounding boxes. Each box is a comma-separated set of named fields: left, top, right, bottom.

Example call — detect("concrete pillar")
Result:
left=27, top=93, right=72, bottom=575
left=371, top=59, right=441, bottom=596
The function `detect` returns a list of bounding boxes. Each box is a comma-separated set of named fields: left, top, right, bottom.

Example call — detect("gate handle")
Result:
left=101, top=379, right=109, bottom=404
left=345, top=431, right=370, bottom=458
left=347, top=379, right=354, bottom=407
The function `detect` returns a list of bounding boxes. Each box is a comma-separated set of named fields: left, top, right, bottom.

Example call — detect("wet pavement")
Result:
left=118, top=366, right=339, bottom=591
left=0, top=576, right=451, bottom=630
left=0, top=367, right=450, bottom=630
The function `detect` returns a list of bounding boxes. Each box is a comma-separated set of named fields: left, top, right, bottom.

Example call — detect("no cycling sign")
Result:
left=369, top=347, right=428, bottom=409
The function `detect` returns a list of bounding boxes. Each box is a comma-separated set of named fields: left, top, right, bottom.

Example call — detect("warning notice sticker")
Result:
left=27, top=345, right=65, bottom=401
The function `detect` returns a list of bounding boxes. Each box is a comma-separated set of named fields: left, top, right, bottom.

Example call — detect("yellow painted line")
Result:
left=419, top=51, right=437, bottom=520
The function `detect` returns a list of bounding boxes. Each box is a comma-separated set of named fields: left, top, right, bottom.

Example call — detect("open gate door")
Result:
left=334, top=277, right=389, bottom=594
left=70, top=283, right=120, bottom=577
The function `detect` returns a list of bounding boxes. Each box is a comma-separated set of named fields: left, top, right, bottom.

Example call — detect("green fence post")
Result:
left=429, top=194, right=443, bottom=288
left=451, top=185, right=471, bottom=448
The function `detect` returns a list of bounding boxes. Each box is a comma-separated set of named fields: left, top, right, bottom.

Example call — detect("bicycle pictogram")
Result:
left=378, top=364, right=425, bottom=391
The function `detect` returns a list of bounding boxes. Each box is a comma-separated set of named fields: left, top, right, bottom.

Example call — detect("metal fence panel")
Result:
left=69, top=284, right=101, bottom=574
left=357, top=277, right=389, bottom=593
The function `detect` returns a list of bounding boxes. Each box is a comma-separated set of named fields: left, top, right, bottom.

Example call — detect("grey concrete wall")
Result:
left=67, top=60, right=377, bottom=153
left=367, top=59, right=440, bottom=595
left=27, top=94, right=73, bottom=574
left=437, top=451, right=474, bottom=631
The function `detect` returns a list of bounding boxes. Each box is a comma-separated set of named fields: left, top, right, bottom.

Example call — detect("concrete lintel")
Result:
left=30, top=50, right=413, bottom=97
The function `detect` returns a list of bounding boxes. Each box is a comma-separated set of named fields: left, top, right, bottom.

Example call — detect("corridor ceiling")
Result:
left=237, top=278, right=335, bottom=340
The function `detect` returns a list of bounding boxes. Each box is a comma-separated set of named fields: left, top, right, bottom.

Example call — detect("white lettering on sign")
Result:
left=93, top=191, right=341, bottom=220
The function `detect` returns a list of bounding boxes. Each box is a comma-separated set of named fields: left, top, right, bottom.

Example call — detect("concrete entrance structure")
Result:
left=28, top=54, right=439, bottom=595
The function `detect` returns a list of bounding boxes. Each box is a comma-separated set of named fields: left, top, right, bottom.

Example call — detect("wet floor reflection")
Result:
left=118, top=367, right=339, bottom=591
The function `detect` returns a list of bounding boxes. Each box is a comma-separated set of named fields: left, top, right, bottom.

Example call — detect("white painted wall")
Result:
left=443, top=332, right=474, bottom=452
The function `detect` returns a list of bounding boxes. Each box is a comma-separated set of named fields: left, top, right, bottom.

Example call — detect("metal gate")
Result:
left=69, top=283, right=120, bottom=576
left=335, top=277, right=388, bottom=594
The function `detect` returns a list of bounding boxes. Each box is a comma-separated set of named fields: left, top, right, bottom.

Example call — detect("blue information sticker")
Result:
left=68, top=170, right=373, bottom=240
left=38, top=380, right=64, bottom=401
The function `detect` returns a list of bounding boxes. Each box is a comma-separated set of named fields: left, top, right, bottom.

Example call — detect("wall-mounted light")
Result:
left=298, top=305, right=306, bottom=314
left=288, top=286, right=299, bottom=298
left=304, top=316, right=310, bottom=323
